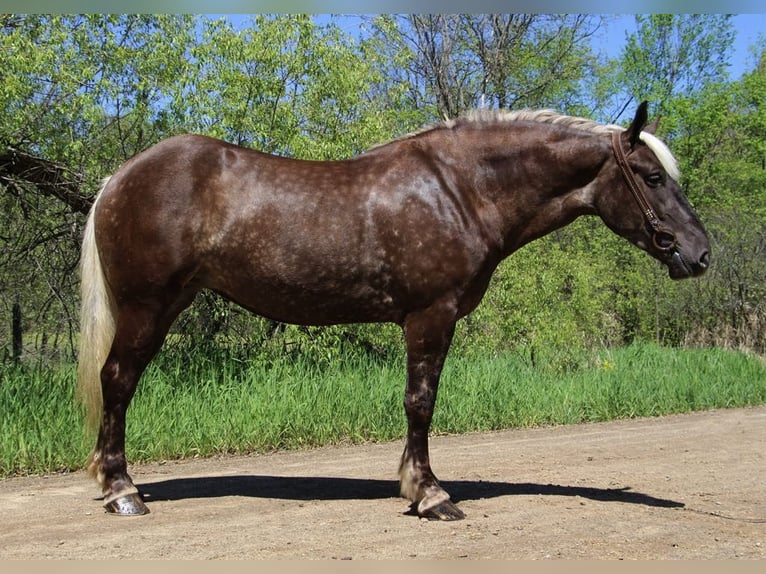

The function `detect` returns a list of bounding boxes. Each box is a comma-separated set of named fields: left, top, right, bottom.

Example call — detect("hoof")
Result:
left=419, top=499, right=465, bottom=521
left=104, top=492, right=150, bottom=516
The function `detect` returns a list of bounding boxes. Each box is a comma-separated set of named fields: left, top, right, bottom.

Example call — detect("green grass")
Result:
left=1, top=342, right=765, bottom=477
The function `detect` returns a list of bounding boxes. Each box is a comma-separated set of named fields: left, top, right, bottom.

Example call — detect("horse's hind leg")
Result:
left=398, top=301, right=465, bottom=520
left=90, top=296, right=193, bottom=515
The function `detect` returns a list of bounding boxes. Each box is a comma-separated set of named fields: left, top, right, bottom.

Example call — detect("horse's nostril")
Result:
left=699, top=251, right=710, bottom=269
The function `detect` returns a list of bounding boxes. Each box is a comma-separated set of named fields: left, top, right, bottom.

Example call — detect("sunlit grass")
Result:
left=1, top=343, right=764, bottom=477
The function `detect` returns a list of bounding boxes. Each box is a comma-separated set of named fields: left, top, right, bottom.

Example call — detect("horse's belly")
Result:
left=211, top=275, right=401, bottom=326
left=198, top=184, right=489, bottom=325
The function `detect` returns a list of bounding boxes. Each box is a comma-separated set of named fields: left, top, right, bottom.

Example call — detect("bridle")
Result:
left=611, top=130, right=677, bottom=253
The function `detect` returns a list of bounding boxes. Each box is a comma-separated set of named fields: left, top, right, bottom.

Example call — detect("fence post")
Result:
left=12, top=296, right=22, bottom=362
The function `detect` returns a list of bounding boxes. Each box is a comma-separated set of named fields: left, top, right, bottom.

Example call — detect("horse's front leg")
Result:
left=398, top=302, right=465, bottom=520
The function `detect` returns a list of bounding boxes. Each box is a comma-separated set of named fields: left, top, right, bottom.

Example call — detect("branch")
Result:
left=0, top=146, right=93, bottom=215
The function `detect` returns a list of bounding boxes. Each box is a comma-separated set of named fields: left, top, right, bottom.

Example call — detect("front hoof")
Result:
left=419, top=499, right=465, bottom=521
left=104, top=492, right=150, bottom=515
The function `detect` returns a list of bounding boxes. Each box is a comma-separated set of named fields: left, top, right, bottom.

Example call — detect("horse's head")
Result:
left=596, top=102, right=710, bottom=279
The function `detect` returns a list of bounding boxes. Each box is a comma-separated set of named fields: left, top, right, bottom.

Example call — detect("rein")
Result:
left=611, top=131, right=677, bottom=252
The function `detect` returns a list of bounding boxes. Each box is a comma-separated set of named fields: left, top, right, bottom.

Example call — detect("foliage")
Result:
left=1, top=14, right=765, bottom=364
left=368, top=14, right=604, bottom=118
left=663, top=54, right=766, bottom=351
left=1, top=15, right=198, bottom=359
left=610, top=14, right=735, bottom=122
left=455, top=221, right=623, bottom=369
left=174, top=15, right=412, bottom=159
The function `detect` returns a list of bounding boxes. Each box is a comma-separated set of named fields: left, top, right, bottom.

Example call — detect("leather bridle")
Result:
left=611, top=130, right=677, bottom=253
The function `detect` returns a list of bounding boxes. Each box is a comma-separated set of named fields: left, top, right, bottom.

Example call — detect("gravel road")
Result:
left=1, top=406, right=764, bottom=559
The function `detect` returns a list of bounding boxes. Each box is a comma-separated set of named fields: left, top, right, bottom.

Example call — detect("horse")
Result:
left=78, top=101, right=710, bottom=520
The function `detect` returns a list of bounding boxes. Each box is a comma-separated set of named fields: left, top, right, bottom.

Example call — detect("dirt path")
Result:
left=1, top=406, right=764, bottom=559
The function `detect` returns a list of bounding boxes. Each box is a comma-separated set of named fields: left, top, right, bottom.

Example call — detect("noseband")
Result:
left=611, top=131, right=677, bottom=253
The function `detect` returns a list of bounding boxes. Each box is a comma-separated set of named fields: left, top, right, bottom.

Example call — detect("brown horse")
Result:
left=78, top=102, right=709, bottom=519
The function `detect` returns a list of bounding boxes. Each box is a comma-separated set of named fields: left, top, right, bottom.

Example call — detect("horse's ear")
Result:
left=644, top=117, right=660, bottom=135
left=625, top=101, right=649, bottom=147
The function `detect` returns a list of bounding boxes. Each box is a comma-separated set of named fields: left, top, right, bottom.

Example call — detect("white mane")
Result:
left=373, top=108, right=682, bottom=180
left=454, top=109, right=681, bottom=180
left=453, top=108, right=623, bottom=135
left=638, top=131, right=680, bottom=181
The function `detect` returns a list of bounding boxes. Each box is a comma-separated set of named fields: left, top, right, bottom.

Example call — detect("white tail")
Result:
left=77, top=177, right=116, bottom=432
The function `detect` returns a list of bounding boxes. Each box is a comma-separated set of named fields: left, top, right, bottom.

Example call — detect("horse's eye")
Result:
left=645, top=173, right=663, bottom=188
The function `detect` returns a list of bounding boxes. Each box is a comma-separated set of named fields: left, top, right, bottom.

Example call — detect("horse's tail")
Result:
left=77, top=177, right=116, bottom=433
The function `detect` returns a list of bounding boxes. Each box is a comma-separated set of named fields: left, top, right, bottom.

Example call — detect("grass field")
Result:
left=1, top=342, right=765, bottom=477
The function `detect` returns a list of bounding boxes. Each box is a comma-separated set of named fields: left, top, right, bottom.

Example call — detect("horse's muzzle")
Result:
left=667, top=249, right=710, bottom=279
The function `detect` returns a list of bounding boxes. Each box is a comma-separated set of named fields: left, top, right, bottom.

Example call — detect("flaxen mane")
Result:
left=376, top=108, right=680, bottom=180
left=447, top=108, right=623, bottom=135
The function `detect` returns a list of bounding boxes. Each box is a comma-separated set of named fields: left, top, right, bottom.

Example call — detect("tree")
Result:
left=663, top=51, right=766, bottom=352
left=609, top=14, right=734, bottom=123
left=1, top=13, right=764, bottom=361
left=368, top=14, right=604, bottom=119
left=0, top=14, right=415, bottom=359
left=1, top=15, right=198, bottom=359
left=174, top=15, right=413, bottom=160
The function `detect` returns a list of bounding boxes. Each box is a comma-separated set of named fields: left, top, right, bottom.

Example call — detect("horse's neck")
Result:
left=460, top=126, right=609, bottom=255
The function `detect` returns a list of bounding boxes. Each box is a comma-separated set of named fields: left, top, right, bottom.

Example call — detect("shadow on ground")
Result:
left=138, top=475, right=684, bottom=509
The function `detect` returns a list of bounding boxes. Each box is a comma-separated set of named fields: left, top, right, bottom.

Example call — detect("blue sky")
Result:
left=223, top=14, right=765, bottom=79
left=595, top=14, right=765, bottom=79
left=10, top=1, right=766, bottom=12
